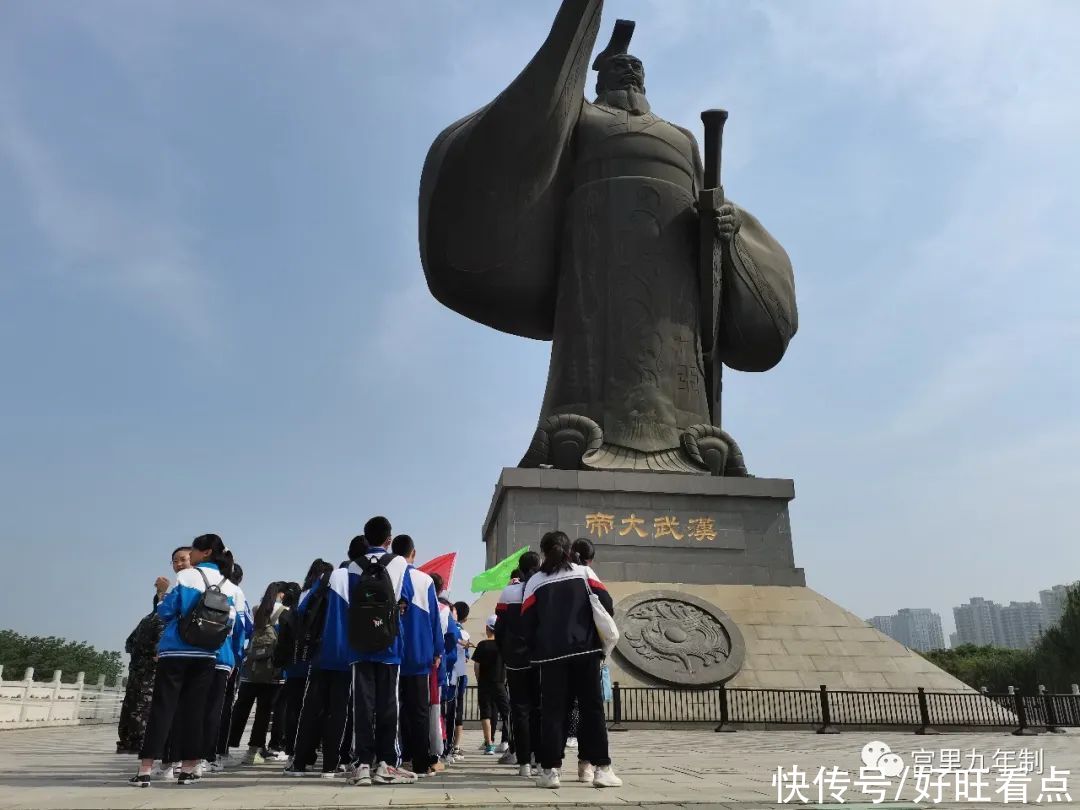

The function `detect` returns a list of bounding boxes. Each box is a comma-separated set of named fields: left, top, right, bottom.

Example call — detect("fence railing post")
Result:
left=1010, top=686, right=1039, bottom=736
left=94, top=674, right=106, bottom=723
left=73, top=672, right=86, bottom=724
left=1039, top=685, right=1065, bottom=734
left=714, top=682, right=737, bottom=732
left=608, top=681, right=627, bottom=732
left=816, top=684, right=839, bottom=734
left=45, top=670, right=63, bottom=722
left=915, top=687, right=939, bottom=735
left=17, top=667, right=35, bottom=723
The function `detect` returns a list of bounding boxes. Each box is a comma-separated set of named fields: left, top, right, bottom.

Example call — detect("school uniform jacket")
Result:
left=520, top=563, right=613, bottom=664
left=217, top=585, right=250, bottom=673
left=320, top=547, right=409, bottom=670
left=398, top=565, right=443, bottom=677
left=156, top=562, right=241, bottom=662
left=493, top=581, right=531, bottom=671
left=283, top=583, right=319, bottom=680
left=438, top=603, right=458, bottom=687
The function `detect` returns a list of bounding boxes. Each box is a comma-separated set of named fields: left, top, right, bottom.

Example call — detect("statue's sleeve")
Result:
left=718, top=208, right=799, bottom=372
left=418, top=0, right=604, bottom=340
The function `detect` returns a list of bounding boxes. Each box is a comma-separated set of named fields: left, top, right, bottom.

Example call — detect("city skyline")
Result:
left=868, top=579, right=1077, bottom=651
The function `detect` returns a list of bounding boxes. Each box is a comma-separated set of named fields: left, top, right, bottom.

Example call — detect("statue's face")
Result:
left=598, top=54, right=645, bottom=94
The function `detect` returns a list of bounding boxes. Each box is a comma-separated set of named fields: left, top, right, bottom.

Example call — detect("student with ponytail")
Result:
left=201, top=550, right=248, bottom=775
left=494, top=550, right=542, bottom=777
left=131, top=534, right=241, bottom=788
left=227, top=581, right=287, bottom=763
left=521, top=531, right=621, bottom=790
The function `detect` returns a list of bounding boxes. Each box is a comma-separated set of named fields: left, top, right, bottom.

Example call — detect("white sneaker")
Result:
left=578, top=761, right=595, bottom=783
left=154, top=764, right=176, bottom=781
left=373, top=761, right=417, bottom=785
left=496, top=741, right=510, bottom=753
left=349, top=763, right=372, bottom=786
left=537, top=768, right=561, bottom=789
left=518, top=763, right=533, bottom=777
left=592, top=765, right=622, bottom=788
left=209, top=761, right=226, bottom=774
left=267, top=750, right=289, bottom=762
left=565, top=736, right=578, bottom=749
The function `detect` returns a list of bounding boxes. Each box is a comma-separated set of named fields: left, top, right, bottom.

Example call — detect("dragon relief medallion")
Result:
left=614, top=591, right=745, bottom=686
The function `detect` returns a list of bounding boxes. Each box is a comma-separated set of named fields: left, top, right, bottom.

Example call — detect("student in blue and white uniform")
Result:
left=289, top=556, right=356, bottom=778
left=213, top=564, right=251, bottom=770
left=132, top=534, right=240, bottom=788
left=521, top=531, right=621, bottom=790
left=279, top=561, right=331, bottom=765
left=321, top=516, right=413, bottom=787
left=201, top=552, right=247, bottom=775
left=430, top=576, right=456, bottom=768
left=445, top=601, right=471, bottom=760
left=390, top=534, right=442, bottom=778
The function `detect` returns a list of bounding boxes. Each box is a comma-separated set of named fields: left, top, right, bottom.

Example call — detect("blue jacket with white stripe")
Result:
left=320, top=547, right=409, bottom=670
left=156, top=562, right=241, bottom=661
left=398, top=565, right=443, bottom=677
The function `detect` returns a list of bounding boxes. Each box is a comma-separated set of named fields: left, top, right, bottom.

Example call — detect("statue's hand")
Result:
left=711, top=202, right=740, bottom=241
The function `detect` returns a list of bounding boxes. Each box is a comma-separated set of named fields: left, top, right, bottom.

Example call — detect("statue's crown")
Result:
left=592, top=19, right=635, bottom=70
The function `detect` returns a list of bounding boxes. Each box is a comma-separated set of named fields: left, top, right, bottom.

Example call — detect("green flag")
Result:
left=471, top=546, right=530, bottom=593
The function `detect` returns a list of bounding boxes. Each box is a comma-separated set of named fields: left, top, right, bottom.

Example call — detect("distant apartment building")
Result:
left=999, top=601, right=1046, bottom=650
left=953, top=597, right=1047, bottom=650
left=953, top=597, right=1005, bottom=647
left=868, top=614, right=894, bottom=638
left=1040, top=583, right=1077, bottom=629
left=867, top=608, right=945, bottom=652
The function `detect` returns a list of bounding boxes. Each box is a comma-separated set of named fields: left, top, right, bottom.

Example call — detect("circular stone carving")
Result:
left=614, top=591, right=745, bottom=686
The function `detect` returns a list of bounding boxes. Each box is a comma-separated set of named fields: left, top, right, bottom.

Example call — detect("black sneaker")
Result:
left=176, top=771, right=200, bottom=785
left=128, top=774, right=151, bottom=788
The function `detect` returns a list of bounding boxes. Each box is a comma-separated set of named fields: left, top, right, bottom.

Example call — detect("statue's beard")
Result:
left=596, top=85, right=650, bottom=115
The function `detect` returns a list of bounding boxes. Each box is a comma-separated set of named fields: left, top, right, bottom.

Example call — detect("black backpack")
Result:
left=178, top=567, right=233, bottom=650
left=296, top=576, right=332, bottom=663
left=273, top=609, right=298, bottom=668
left=245, top=622, right=280, bottom=683
left=347, top=554, right=400, bottom=654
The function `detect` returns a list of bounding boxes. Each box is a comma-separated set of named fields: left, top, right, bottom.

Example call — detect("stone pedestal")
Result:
left=471, top=467, right=975, bottom=696
left=482, top=468, right=805, bottom=586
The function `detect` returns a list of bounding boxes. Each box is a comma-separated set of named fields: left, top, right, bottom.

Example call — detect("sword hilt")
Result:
left=700, top=109, right=728, bottom=191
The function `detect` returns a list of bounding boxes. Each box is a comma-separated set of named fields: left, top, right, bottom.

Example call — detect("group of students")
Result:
left=118, top=518, right=621, bottom=789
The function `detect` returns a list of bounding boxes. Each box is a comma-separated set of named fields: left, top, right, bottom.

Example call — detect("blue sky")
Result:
left=1, top=1, right=1078, bottom=654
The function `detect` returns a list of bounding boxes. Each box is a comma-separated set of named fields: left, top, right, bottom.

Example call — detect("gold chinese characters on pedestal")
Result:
left=584, top=512, right=718, bottom=542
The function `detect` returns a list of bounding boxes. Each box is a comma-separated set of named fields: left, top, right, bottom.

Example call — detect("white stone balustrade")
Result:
left=0, top=664, right=125, bottom=729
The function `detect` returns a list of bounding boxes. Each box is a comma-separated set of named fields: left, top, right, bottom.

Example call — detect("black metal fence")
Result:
left=460, top=683, right=1080, bottom=734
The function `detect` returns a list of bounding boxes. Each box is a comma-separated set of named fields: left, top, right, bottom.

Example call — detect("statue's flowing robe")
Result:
left=419, top=0, right=797, bottom=467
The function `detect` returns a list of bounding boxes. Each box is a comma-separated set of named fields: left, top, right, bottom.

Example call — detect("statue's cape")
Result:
left=419, top=0, right=604, bottom=340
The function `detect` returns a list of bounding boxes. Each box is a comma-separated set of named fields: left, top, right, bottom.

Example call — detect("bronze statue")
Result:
left=420, top=0, right=797, bottom=476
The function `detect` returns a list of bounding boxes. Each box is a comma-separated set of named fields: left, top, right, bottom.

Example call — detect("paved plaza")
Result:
left=0, top=725, right=1077, bottom=809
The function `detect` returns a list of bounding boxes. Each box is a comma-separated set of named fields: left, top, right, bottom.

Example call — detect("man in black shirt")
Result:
left=472, top=616, right=511, bottom=756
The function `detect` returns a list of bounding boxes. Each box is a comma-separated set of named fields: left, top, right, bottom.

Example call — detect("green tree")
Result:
left=1033, top=584, right=1080, bottom=692
left=0, top=629, right=122, bottom=684
left=922, top=644, right=1037, bottom=692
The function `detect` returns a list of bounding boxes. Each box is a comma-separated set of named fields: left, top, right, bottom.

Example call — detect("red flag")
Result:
left=418, top=552, right=457, bottom=594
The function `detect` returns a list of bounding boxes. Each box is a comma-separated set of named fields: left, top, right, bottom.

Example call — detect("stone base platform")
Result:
left=465, top=582, right=971, bottom=694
